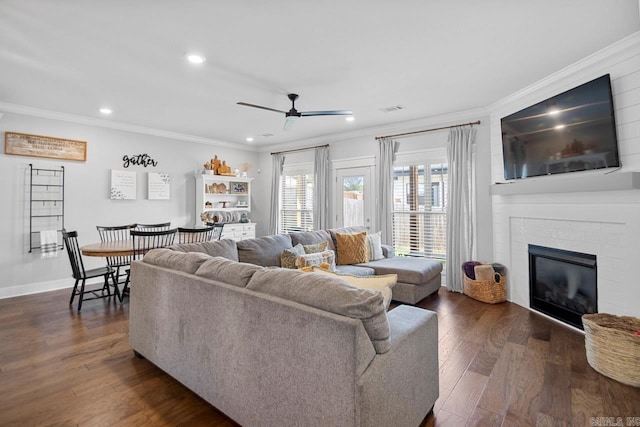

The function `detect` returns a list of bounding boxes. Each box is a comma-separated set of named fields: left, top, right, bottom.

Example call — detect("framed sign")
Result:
left=4, top=132, right=87, bottom=162
left=148, top=172, right=170, bottom=200
left=110, top=170, right=137, bottom=200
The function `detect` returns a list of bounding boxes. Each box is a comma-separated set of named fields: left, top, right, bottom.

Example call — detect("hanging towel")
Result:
left=40, top=230, right=59, bottom=258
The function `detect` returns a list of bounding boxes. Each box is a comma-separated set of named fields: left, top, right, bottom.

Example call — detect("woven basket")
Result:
left=462, top=273, right=506, bottom=304
left=582, top=313, right=640, bottom=387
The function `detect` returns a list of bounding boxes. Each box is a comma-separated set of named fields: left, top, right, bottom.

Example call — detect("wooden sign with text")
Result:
left=4, top=132, right=86, bottom=162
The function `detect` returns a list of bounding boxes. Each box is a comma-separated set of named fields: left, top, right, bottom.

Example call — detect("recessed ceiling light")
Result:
left=246, top=137, right=254, bottom=142
left=99, top=108, right=112, bottom=115
left=186, top=53, right=206, bottom=64
left=345, top=116, right=355, bottom=122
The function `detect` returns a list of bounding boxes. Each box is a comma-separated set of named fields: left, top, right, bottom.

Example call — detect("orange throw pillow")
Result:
left=336, top=231, right=369, bottom=265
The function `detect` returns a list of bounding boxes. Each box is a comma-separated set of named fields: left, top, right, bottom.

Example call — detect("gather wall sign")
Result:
left=122, top=153, right=158, bottom=168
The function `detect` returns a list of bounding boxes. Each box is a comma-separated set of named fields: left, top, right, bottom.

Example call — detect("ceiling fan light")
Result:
left=283, top=115, right=299, bottom=131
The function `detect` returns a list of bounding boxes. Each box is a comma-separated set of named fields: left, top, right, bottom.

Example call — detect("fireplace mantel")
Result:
left=490, top=171, right=640, bottom=196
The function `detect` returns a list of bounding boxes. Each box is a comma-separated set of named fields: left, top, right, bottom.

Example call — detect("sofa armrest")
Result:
left=356, top=305, right=438, bottom=426
left=381, top=244, right=395, bottom=258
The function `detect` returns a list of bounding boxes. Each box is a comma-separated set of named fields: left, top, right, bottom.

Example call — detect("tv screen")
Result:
left=501, top=74, right=620, bottom=180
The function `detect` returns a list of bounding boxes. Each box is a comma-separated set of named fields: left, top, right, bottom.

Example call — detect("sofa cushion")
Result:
left=237, top=234, right=293, bottom=267
left=289, top=229, right=335, bottom=252
left=294, top=250, right=336, bottom=270
left=281, top=243, right=305, bottom=269
left=336, top=231, right=369, bottom=265
left=168, top=239, right=239, bottom=261
left=358, top=256, right=443, bottom=285
left=195, top=256, right=263, bottom=288
left=304, top=266, right=397, bottom=310
left=335, top=265, right=376, bottom=276
left=142, top=249, right=211, bottom=274
left=246, top=268, right=390, bottom=354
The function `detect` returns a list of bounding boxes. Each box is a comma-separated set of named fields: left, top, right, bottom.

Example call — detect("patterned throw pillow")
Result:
left=281, top=243, right=305, bottom=269
left=335, top=231, right=369, bottom=265
left=295, top=250, right=336, bottom=270
left=366, top=231, right=384, bottom=261
left=302, top=241, right=328, bottom=254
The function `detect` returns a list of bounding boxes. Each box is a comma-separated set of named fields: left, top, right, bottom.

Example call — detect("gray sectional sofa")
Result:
left=129, top=244, right=439, bottom=426
left=170, top=226, right=443, bottom=305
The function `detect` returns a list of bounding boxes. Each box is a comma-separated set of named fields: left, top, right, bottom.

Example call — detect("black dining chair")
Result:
left=120, top=228, right=178, bottom=301
left=96, top=224, right=137, bottom=286
left=135, top=222, right=171, bottom=232
left=62, top=230, right=119, bottom=312
left=177, top=224, right=224, bottom=244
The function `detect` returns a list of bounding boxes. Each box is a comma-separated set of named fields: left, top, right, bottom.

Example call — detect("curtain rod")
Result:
left=375, top=120, right=481, bottom=140
left=270, top=143, right=329, bottom=156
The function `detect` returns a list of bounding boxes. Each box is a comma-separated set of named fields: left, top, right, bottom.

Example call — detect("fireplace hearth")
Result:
left=529, top=244, right=597, bottom=329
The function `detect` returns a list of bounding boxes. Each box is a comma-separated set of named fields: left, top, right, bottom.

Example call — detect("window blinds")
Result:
left=392, top=163, right=448, bottom=259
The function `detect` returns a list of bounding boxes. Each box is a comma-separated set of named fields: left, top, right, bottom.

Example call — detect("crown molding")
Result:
left=256, top=106, right=488, bottom=153
left=0, top=102, right=257, bottom=152
left=488, top=31, right=640, bottom=114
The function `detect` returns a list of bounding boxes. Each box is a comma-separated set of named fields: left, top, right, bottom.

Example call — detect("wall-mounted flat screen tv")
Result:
left=501, top=74, right=620, bottom=180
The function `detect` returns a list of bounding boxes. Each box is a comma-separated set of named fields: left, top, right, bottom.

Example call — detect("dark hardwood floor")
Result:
left=1, top=287, right=638, bottom=426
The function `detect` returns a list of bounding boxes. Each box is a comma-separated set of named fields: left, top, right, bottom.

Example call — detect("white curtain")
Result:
left=269, top=154, right=285, bottom=234
left=377, top=137, right=399, bottom=244
left=446, top=125, right=476, bottom=292
left=313, top=146, right=330, bottom=230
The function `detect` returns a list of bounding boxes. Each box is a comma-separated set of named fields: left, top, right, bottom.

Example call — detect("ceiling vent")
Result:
left=379, top=105, right=404, bottom=113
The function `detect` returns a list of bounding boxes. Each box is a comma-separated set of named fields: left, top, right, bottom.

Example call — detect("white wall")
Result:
left=0, top=112, right=257, bottom=297
left=489, top=32, right=640, bottom=318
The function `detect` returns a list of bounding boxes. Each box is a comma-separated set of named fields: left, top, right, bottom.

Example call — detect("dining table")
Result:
left=81, top=240, right=135, bottom=258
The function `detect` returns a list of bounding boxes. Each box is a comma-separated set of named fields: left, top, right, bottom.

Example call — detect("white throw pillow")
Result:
left=366, top=231, right=384, bottom=261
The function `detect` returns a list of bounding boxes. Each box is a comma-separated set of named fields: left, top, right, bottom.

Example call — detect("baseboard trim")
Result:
left=0, top=278, right=79, bottom=300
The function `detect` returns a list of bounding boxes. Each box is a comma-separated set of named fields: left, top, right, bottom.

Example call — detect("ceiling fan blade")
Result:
left=283, top=115, right=299, bottom=131
left=237, top=102, right=287, bottom=114
left=300, top=110, right=353, bottom=116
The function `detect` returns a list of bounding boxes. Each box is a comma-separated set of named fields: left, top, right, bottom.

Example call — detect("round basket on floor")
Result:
left=462, top=273, right=506, bottom=304
left=582, top=313, right=640, bottom=387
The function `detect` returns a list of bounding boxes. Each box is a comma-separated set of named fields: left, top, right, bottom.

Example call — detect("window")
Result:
left=392, top=161, right=448, bottom=259
left=279, top=171, right=314, bottom=233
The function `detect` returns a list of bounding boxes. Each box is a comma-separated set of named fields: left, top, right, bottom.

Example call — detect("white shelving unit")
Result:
left=195, top=175, right=255, bottom=239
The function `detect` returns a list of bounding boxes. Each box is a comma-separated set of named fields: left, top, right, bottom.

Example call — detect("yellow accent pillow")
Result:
left=335, top=231, right=369, bottom=265
left=306, top=267, right=396, bottom=309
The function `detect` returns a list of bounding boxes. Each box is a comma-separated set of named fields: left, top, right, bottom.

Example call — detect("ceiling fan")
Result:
left=237, top=93, right=352, bottom=131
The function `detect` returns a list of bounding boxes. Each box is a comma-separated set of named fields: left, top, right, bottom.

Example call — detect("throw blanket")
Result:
left=40, top=230, right=59, bottom=258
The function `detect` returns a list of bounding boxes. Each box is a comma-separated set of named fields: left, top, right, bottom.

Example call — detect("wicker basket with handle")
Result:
left=582, top=313, right=640, bottom=387
left=462, top=267, right=506, bottom=304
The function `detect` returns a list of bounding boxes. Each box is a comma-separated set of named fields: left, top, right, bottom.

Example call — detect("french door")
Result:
left=334, top=166, right=374, bottom=230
